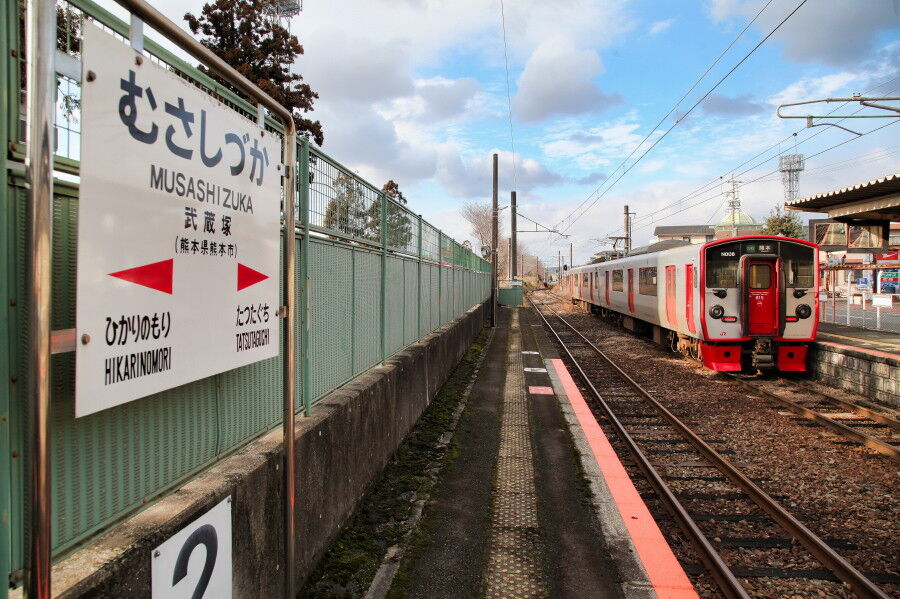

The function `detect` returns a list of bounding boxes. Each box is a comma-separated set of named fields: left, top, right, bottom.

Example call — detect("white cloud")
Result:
left=710, top=0, right=900, bottom=66
left=436, top=148, right=563, bottom=198
left=541, top=117, right=653, bottom=170
left=648, top=18, right=676, bottom=36
left=513, top=39, right=622, bottom=122
left=703, top=92, right=767, bottom=116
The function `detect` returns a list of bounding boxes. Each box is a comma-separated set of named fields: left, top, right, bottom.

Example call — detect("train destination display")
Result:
left=76, top=24, right=280, bottom=417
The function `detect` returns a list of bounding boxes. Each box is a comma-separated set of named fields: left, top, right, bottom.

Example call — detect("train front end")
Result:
left=700, top=236, right=818, bottom=372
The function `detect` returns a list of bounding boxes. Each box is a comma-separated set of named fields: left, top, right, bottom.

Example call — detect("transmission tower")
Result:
left=725, top=176, right=742, bottom=237
left=778, top=154, right=805, bottom=204
left=265, top=0, right=303, bottom=28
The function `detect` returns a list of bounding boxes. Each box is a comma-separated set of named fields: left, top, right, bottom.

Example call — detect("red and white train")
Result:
left=564, top=236, right=819, bottom=372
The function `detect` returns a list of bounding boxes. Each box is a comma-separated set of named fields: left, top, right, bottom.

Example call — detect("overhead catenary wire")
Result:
left=596, top=77, right=900, bottom=241
left=555, top=0, right=778, bottom=233
left=555, top=0, right=811, bottom=236
left=498, top=0, right=517, bottom=190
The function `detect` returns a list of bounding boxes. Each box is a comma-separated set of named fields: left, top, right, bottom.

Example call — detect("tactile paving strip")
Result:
left=484, top=311, right=547, bottom=598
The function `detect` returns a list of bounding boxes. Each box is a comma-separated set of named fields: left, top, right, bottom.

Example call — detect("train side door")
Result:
left=589, top=272, right=595, bottom=301
left=745, top=260, right=777, bottom=336
left=665, top=265, right=677, bottom=327
left=604, top=271, right=610, bottom=305
left=627, top=268, right=635, bottom=313
left=685, top=264, right=696, bottom=334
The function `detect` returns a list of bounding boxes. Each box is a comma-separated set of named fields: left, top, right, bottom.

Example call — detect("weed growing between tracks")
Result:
left=300, top=327, right=490, bottom=598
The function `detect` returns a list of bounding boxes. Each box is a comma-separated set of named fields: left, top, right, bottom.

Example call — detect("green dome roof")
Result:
left=718, top=211, right=756, bottom=227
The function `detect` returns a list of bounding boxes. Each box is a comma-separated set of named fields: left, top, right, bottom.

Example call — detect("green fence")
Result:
left=0, top=0, right=491, bottom=591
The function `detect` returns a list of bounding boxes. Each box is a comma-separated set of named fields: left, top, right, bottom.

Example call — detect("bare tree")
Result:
left=460, top=202, right=493, bottom=250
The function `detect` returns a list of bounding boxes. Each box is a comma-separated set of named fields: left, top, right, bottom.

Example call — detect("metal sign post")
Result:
left=24, top=0, right=56, bottom=596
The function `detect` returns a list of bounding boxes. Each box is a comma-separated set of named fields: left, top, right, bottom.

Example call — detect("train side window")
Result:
left=638, top=267, right=657, bottom=295
left=612, top=270, right=623, bottom=291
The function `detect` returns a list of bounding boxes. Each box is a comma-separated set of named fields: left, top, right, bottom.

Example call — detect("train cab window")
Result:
left=612, top=270, right=623, bottom=291
left=706, top=243, right=740, bottom=288
left=638, top=267, right=657, bottom=295
left=781, top=243, right=814, bottom=287
left=748, top=264, right=771, bottom=289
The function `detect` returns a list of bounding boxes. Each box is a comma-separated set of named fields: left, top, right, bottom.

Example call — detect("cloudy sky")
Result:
left=110, top=0, right=898, bottom=264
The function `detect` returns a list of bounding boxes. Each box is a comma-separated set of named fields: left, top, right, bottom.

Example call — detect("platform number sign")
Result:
left=152, top=497, right=232, bottom=599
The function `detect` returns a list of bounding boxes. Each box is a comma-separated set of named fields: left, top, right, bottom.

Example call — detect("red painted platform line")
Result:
left=549, top=358, right=699, bottom=599
left=816, top=340, right=899, bottom=361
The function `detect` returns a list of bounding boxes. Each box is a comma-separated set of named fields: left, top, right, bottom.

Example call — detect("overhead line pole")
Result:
left=491, top=153, right=498, bottom=327
left=510, top=191, right=517, bottom=280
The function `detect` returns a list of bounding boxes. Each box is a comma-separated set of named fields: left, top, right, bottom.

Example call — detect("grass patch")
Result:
left=299, top=327, right=491, bottom=598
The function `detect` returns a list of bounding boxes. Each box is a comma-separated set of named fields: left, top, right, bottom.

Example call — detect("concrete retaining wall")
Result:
left=44, top=302, right=488, bottom=598
left=810, top=342, right=900, bottom=407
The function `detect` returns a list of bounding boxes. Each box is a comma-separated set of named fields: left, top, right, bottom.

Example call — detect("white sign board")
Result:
left=872, top=294, right=893, bottom=308
left=77, top=24, right=280, bottom=416
left=152, top=497, right=232, bottom=599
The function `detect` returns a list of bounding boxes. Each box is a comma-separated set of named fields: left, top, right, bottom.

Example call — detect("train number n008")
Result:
left=719, top=251, right=737, bottom=257
left=152, top=497, right=232, bottom=599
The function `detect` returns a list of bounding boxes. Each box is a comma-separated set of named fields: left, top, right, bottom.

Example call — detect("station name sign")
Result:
left=76, top=24, right=281, bottom=417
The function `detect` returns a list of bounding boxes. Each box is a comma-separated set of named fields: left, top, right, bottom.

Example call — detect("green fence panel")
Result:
left=404, top=260, right=418, bottom=347
left=385, top=257, right=405, bottom=356
left=309, top=241, right=354, bottom=401
left=353, top=249, right=381, bottom=374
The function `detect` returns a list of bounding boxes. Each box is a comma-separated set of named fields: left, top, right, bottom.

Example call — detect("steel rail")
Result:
left=793, top=382, right=900, bottom=432
left=530, top=293, right=891, bottom=599
left=724, top=376, right=899, bottom=462
left=525, top=296, right=750, bottom=599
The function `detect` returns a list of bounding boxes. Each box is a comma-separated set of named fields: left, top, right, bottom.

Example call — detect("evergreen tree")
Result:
left=367, top=180, right=413, bottom=250
left=323, top=173, right=369, bottom=239
left=184, top=0, right=323, bottom=145
left=760, top=205, right=804, bottom=239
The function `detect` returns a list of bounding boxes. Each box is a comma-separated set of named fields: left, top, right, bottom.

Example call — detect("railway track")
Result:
left=528, top=293, right=893, bottom=599
left=723, top=375, right=900, bottom=462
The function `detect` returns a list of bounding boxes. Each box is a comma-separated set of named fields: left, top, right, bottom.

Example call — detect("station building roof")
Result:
left=785, top=173, right=900, bottom=221
left=653, top=225, right=715, bottom=236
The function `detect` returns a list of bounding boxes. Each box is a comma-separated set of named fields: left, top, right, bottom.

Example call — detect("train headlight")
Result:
left=795, top=304, right=812, bottom=319
left=708, top=305, right=725, bottom=319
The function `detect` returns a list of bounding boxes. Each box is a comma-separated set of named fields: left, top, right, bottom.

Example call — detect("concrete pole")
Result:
left=558, top=251, right=561, bottom=282
left=624, top=204, right=631, bottom=256
left=569, top=243, right=573, bottom=270
left=491, top=153, right=498, bottom=327
left=510, top=191, right=517, bottom=279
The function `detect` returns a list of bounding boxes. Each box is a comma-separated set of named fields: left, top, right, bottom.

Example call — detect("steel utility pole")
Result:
left=491, top=153, right=498, bottom=327
left=558, top=251, right=561, bottom=281
left=569, top=243, right=573, bottom=270
left=510, top=191, right=517, bottom=279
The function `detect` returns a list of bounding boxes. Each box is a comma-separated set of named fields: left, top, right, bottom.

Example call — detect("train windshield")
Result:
left=706, top=242, right=739, bottom=287
left=781, top=243, right=815, bottom=287
left=706, top=240, right=815, bottom=288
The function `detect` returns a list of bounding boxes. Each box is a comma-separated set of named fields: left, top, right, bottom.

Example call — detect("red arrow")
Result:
left=108, top=259, right=173, bottom=294
left=237, top=263, right=268, bottom=291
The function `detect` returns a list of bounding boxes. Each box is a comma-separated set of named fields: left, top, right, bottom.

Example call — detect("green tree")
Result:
left=323, top=173, right=369, bottom=239
left=184, top=0, right=323, bottom=145
left=760, top=205, right=804, bottom=239
left=367, top=180, right=413, bottom=250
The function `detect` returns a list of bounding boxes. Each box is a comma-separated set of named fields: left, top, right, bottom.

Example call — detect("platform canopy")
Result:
left=786, top=173, right=900, bottom=221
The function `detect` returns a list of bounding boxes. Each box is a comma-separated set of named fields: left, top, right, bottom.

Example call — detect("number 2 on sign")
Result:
left=151, top=497, right=232, bottom=599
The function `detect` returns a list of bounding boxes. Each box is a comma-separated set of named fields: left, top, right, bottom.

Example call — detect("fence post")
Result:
left=846, top=296, right=851, bottom=326
left=299, top=139, right=311, bottom=417
left=380, top=193, right=388, bottom=364
left=24, top=0, right=56, bottom=595
left=417, top=214, right=423, bottom=337
left=438, top=231, right=443, bottom=326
